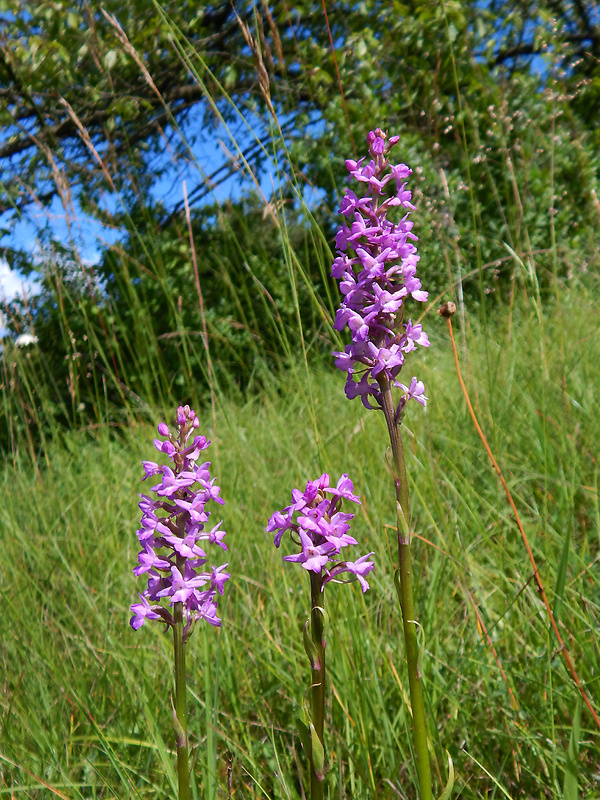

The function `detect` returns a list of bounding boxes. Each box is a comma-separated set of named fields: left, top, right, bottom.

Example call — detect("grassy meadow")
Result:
left=2, top=274, right=600, bottom=798
left=2, top=5, right=600, bottom=797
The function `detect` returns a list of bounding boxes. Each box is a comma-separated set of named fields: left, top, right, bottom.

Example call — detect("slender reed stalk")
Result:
left=444, top=310, right=600, bottom=731
left=183, top=182, right=218, bottom=448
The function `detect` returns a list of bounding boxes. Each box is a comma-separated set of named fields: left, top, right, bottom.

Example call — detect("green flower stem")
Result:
left=204, top=628, right=216, bottom=800
left=309, top=571, right=326, bottom=800
left=378, top=374, right=433, bottom=800
left=173, top=595, right=191, bottom=800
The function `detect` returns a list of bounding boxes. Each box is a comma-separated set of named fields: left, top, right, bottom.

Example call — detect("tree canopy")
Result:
left=1, top=0, right=599, bottom=234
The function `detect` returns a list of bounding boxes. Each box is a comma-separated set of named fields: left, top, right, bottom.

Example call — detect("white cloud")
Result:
left=0, top=258, right=36, bottom=301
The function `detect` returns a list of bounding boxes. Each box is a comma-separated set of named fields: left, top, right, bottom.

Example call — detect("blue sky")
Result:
left=0, top=106, right=281, bottom=301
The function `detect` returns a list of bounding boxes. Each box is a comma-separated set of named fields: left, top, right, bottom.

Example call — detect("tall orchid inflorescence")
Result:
left=131, top=405, right=229, bottom=634
left=130, top=405, right=229, bottom=800
left=331, top=130, right=435, bottom=800
left=268, top=473, right=373, bottom=800
left=332, top=128, right=430, bottom=417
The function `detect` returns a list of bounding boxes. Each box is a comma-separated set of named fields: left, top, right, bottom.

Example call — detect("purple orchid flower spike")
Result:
left=130, top=405, right=229, bottom=633
left=330, top=129, right=435, bottom=800
left=268, top=472, right=373, bottom=591
left=331, top=127, right=430, bottom=420
left=130, top=405, right=230, bottom=800
left=267, top=472, right=374, bottom=799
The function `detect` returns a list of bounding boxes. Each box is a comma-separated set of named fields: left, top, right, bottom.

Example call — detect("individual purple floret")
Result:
left=130, top=405, right=230, bottom=635
left=331, top=128, right=430, bottom=415
left=267, top=473, right=374, bottom=592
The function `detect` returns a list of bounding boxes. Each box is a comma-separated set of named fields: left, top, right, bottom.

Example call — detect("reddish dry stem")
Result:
left=464, top=586, right=520, bottom=712
left=446, top=316, right=600, bottom=731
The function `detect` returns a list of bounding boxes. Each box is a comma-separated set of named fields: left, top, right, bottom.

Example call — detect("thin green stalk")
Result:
left=378, top=374, right=433, bottom=800
left=309, top=572, right=326, bottom=800
left=173, top=596, right=191, bottom=800
left=204, top=627, right=216, bottom=800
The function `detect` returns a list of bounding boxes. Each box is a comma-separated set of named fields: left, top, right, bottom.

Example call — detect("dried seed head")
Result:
left=438, top=301, right=457, bottom=318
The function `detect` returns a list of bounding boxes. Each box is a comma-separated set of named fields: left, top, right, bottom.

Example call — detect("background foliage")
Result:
left=2, top=0, right=600, bottom=446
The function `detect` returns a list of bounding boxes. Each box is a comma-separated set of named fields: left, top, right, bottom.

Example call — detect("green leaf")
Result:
left=104, top=49, right=118, bottom=70
left=302, top=619, right=318, bottom=666
left=447, top=22, right=458, bottom=43
left=553, top=514, right=572, bottom=625
left=563, top=698, right=581, bottom=800
left=296, top=717, right=325, bottom=781
left=309, top=722, right=325, bottom=781
left=437, top=752, right=455, bottom=800
left=393, top=569, right=402, bottom=605
left=295, top=717, right=311, bottom=760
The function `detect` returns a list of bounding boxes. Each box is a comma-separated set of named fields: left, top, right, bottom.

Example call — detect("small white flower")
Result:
left=15, top=333, right=38, bottom=347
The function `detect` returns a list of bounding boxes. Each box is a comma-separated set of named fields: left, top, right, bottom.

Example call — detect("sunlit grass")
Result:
left=2, top=279, right=599, bottom=798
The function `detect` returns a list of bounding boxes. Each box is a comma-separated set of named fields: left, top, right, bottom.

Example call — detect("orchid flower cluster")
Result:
left=332, top=128, right=430, bottom=415
left=130, top=405, right=230, bottom=635
left=267, top=473, right=374, bottom=591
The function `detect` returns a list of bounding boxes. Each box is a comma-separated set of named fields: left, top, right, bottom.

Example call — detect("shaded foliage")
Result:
left=0, top=195, right=334, bottom=449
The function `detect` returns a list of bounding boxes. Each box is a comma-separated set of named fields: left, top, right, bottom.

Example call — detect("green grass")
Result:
left=1, top=278, right=599, bottom=799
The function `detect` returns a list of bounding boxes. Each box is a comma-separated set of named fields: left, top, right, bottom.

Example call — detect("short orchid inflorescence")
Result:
left=332, top=128, right=430, bottom=415
left=130, top=405, right=229, bottom=635
left=267, top=473, right=374, bottom=591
